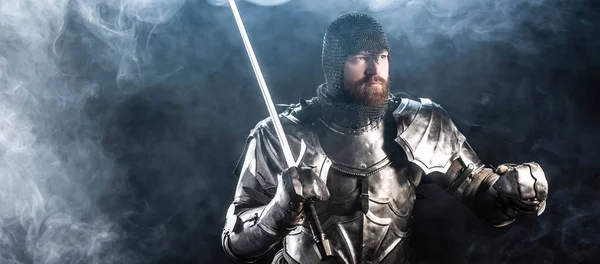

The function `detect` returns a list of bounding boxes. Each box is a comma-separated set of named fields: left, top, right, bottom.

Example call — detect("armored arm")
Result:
left=222, top=172, right=303, bottom=262
left=392, top=98, right=548, bottom=227
left=222, top=127, right=302, bottom=262
left=222, top=121, right=329, bottom=262
left=441, top=142, right=548, bottom=226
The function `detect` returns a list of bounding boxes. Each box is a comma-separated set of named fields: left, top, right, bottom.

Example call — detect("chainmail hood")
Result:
left=318, top=12, right=390, bottom=129
left=321, top=12, right=389, bottom=101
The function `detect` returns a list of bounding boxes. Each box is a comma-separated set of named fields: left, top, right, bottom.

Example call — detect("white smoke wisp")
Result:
left=73, top=0, right=186, bottom=89
left=212, top=0, right=561, bottom=53
left=0, top=0, right=185, bottom=263
left=371, top=0, right=555, bottom=52
left=124, top=0, right=187, bottom=24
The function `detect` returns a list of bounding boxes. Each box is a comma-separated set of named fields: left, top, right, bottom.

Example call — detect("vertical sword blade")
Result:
left=228, top=4, right=329, bottom=259
left=228, top=0, right=295, bottom=168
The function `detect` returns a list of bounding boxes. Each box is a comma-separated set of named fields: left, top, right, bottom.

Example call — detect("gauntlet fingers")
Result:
left=515, top=165, right=537, bottom=199
left=282, top=166, right=330, bottom=202
left=524, top=162, right=548, bottom=200
left=537, top=200, right=547, bottom=216
left=280, top=170, right=303, bottom=202
left=493, top=162, right=548, bottom=218
left=510, top=198, right=541, bottom=212
left=494, top=163, right=548, bottom=201
left=298, top=166, right=330, bottom=201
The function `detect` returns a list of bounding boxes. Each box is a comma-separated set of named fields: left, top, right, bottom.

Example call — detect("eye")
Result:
left=356, top=56, right=368, bottom=61
left=379, top=54, right=388, bottom=60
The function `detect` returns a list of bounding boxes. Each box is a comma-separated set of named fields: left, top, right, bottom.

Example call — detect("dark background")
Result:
left=0, top=0, right=599, bottom=263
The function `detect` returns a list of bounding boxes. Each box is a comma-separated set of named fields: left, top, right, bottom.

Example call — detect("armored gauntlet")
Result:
left=259, top=166, right=330, bottom=235
left=222, top=166, right=329, bottom=262
left=490, top=162, right=548, bottom=226
left=465, top=162, right=548, bottom=227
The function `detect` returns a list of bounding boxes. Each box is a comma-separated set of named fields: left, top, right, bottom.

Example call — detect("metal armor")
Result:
left=222, top=96, right=548, bottom=263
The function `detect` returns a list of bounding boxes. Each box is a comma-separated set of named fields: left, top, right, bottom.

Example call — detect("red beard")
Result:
left=344, top=75, right=390, bottom=106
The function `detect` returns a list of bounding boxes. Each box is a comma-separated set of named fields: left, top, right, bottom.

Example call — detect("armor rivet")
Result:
left=360, top=163, right=367, bottom=169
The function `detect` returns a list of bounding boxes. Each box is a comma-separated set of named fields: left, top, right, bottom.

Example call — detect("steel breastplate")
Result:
left=281, top=112, right=420, bottom=264
left=316, top=117, right=391, bottom=177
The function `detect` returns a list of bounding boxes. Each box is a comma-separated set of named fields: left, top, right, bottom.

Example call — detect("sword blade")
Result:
left=228, top=0, right=295, bottom=168
left=227, top=4, right=332, bottom=260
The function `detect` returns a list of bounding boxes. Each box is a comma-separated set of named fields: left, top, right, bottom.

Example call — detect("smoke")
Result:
left=215, top=0, right=563, bottom=53
left=72, top=0, right=186, bottom=88
left=0, top=0, right=185, bottom=263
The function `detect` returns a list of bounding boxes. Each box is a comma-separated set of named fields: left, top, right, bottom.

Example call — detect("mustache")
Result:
left=361, top=75, right=386, bottom=85
left=344, top=74, right=390, bottom=106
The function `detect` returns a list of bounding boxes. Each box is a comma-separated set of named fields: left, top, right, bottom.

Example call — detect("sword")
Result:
left=227, top=0, right=332, bottom=260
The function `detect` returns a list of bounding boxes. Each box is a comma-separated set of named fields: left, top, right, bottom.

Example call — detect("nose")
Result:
left=366, top=57, right=380, bottom=75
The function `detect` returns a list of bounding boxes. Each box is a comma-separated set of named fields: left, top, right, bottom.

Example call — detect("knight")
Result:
left=221, top=13, right=548, bottom=264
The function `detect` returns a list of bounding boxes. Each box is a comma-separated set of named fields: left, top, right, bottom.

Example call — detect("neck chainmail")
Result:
left=316, top=84, right=389, bottom=129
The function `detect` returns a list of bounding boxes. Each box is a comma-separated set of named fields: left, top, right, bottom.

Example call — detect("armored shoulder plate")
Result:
left=393, top=98, right=466, bottom=175
left=249, top=99, right=323, bottom=172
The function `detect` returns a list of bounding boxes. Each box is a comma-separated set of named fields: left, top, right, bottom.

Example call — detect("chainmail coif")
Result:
left=318, top=12, right=390, bottom=129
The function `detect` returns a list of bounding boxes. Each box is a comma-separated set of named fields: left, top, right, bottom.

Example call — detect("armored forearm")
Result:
left=222, top=179, right=303, bottom=262
left=444, top=143, right=548, bottom=226
left=222, top=205, right=278, bottom=262
left=223, top=123, right=325, bottom=262
left=447, top=164, right=516, bottom=226
left=390, top=96, right=548, bottom=226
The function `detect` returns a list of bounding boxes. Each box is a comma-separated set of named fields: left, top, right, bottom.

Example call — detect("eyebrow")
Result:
left=349, top=52, right=370, bottom=57
left=354, top=51, right=389, bottom=56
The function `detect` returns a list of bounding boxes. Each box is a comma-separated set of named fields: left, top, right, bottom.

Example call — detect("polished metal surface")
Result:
left=393, top=98, right=466, bottom=175
left=223, top=97, right=549, bottom=263
left=316, top=117, right=391, bottom=177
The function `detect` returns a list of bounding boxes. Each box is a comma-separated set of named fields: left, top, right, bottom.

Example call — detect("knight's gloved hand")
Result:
left=264, top=166, right=330, bottom=229
left=280, top=165, right=330, bottom=204
left=493, top=162, right=548, bottom=216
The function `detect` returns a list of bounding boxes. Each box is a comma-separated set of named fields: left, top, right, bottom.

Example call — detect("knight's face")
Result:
left=343, top=50, right=389, bottom=88
left=342, top=50, right=390, bottom=105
